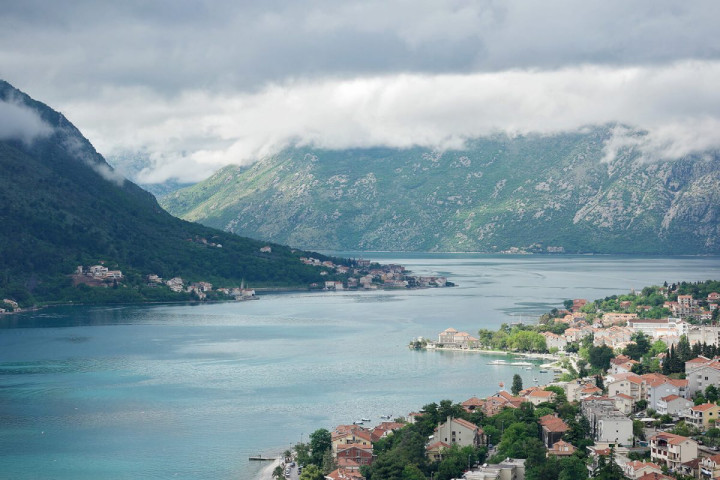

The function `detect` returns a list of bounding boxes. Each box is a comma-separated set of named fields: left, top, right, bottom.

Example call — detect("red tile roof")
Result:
left=452, top=417, right=483, bottom=433
left=426, top=441, right=450, bottom=451
left=691, top=402, right=719, bottom=412
left=660, top=394, right=683, bottom=402
left=326, top=468, right=365, bottom=480
left=539, top=414, right=569, bottom=433
left=651, top=432, right=693, bottom=445
left=636, top=473, right=673, bottom=480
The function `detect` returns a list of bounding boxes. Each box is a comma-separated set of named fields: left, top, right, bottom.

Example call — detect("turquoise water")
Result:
left=0, top=255, right=718, bottom=479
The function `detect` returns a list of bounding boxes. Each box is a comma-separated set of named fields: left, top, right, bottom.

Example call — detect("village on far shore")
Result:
left=0, top=250, right=451, bottom=314
left=279, top=280, right=720, bottom=480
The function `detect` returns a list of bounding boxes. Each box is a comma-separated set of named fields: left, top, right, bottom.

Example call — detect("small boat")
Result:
left=353, top=420, right=364, bottom=425
left=539, top=369, right=548, bottom=373
left=524, top=366, right=532, bottom=370
left=510, top=361, right=532, bottom=366
left=380, top=414, right=392, bottom=419
left=488, top=360, right=507, bottom=365
left=533, top=378, right=539, bottom=382
left=361, top=417, right=371, bottom=422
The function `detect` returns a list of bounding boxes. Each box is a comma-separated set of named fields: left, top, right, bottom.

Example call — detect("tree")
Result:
left=558, top=456, right=588, bottom=480
left=299, top=464, right=325, bottom=480
left=512, top=374, right=523, bottom=396
left=438, top=399, right=465, bottom=422
left=544, top=386, right=567, bottom=405
left=309, top=428, right=332, bottom=466
left=624, top=332, right=651, bottom=360
left=633, top=420, right=646, bottom=442
left=273, top=466, right=285, bottom=479
left=295, top=442, right=311, bottom=466
left=676, top=335, right=692, bottom=364
left=588, top=345, right=614, bottom=371
left=401, top=464, right=426, bottom=480
left=321, top=448, right=337, bottom=474
left=706, top=385, right=719, bottom=403
left=594, top=448, right=624, bottom=480
left=435, top=445, right=485, bottom=480
left=595, top=374, right=604, bottom=391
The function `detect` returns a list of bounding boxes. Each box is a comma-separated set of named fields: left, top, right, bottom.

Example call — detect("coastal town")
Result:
left=278, top=281, right=720, bottom=480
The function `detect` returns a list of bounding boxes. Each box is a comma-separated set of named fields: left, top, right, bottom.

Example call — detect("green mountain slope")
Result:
left=161, top=130, right=720, bottom=254
left=0, top=80, right=335, bottom=304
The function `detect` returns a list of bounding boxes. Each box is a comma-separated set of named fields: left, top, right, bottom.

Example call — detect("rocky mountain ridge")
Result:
left=161, top=128, right=720, bottom=254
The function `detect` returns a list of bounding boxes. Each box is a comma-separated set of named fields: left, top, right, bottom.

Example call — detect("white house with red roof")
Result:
left=622, top=460, right=663, bottom=479
left=606, top=373, right=645, bottom=401
left=649, top=432, right=698, bottom=470
left=547, top=440, right=575, bottom=457
left=433, top=416, right=485, bottom=448
left=524, top=389, right=556, bottom=406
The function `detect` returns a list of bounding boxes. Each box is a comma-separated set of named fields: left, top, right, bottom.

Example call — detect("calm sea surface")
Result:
left=1, top=254, right=718, bottom=479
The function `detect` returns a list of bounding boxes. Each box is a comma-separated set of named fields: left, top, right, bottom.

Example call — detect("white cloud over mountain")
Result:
left=1, top=1, right=718, bottom=182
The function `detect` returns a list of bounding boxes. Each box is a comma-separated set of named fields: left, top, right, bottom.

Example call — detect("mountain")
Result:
left=160, top=130, right=720, bottom=254
left=0, top=80, right=336, bottom=305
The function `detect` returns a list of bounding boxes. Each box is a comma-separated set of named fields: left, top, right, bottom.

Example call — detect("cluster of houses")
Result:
left=543, top=316, right=720, bottom=353
left=539, top=290, right=720, bottom=351
left=301, top=256, right=448, bottom=290
left=146, top=275, right=256, bottom=300
left=0, top=298, right=20, bottom=313
left=76, top=264, right=124, bottom=280
left=445, top=351, right=720, bottom=480
left=323, top=421, right=405, bottom=480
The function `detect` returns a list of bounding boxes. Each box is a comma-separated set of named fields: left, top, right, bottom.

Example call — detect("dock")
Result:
left=249, top=455, right=276, bottom=461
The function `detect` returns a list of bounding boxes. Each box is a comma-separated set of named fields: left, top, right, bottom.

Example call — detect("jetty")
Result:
left=249, top=455, right=276, bottom=461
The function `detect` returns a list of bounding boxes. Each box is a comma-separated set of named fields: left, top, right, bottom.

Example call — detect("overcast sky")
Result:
left=1, top=0, right=719, bottom=183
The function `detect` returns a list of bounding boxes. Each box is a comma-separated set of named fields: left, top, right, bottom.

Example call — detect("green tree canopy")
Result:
left=309, top=428, right=332, bottom=466
left=512, top=374, right=523, bottom=396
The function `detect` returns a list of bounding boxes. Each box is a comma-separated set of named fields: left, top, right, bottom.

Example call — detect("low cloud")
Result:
left=62, top=60, right=720, bottom=183
left=0, top=98, right=53, bottom=144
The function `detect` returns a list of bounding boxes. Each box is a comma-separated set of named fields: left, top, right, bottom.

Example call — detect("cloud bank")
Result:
left=1, top=1, right=718, bottom=183
left=64, top=61, right=720, bottom=183
left=0, top=99, right=53, bottom=145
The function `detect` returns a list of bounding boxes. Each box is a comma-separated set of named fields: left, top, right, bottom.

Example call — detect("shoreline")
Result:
left=2, top=283, right=453, bottom=318
left=255, top=456, right=283, bottom=480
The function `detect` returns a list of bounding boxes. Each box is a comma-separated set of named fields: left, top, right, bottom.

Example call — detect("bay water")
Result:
left=0, top=254, right=718, bottom=479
